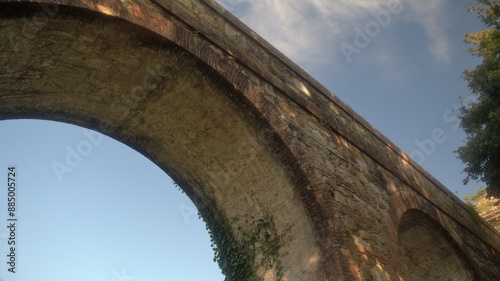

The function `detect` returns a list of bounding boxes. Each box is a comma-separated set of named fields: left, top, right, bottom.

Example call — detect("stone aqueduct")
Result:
left=0, top=1, right=499, bottom=280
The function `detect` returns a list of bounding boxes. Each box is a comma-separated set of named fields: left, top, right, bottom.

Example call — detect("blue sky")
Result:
left=218, top=0, right=485, bottom=196
left=0, top=121, right=223, bottom=280
left=0, top=0, right=488, bottom=280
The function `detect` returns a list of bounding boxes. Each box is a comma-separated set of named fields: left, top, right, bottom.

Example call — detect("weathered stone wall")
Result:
left=0, top=1, right=499, bottom=280
left=398, top=210, right=477, bottom=280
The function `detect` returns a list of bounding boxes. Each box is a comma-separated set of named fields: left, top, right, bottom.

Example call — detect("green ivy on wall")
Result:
left=200, top=203, right=290, bottom=281
left=173, top=180, right=289, bottom=280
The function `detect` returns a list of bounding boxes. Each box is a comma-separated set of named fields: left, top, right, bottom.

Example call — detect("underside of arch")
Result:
left=398, top=209, right=478, bottom=281
left=0, top=3, right=320, bottom=280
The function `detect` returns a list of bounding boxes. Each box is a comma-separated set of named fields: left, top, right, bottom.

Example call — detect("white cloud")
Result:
left=407, top=0, right=451, bottom=65
left=216, top=0, right=451, bottom=68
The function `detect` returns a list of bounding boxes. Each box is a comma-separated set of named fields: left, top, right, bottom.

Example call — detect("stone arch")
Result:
left=0, top=3, right=321, bottom=280
left=397, top=209, right=478, bottom=281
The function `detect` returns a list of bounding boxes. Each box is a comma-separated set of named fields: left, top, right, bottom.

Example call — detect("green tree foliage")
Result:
left=458, top=0, right=500, bottom=198
left=464, top=187, right=488, bottom=207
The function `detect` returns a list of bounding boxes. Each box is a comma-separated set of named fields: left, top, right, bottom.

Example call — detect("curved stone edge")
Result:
left=1, top=0, right=499, bottom=251
left=156, top=0, right=500, bottom=249
left=0, top=6, right=326, bottom=279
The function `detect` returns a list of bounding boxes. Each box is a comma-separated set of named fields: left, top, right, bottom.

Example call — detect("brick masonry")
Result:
left=0, top=1, right=499, bottom=280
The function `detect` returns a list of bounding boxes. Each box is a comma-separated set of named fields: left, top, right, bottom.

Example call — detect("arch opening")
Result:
left=397, top=209, right=477, bottom=281
left=0, top=3, right=321, bottom=280
left=0, top=119, right=224, bottom=280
